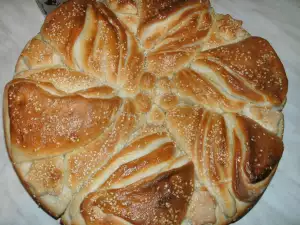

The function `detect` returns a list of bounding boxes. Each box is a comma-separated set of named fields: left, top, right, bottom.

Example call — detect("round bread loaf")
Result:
left=3, top=0, right=288, bottom=224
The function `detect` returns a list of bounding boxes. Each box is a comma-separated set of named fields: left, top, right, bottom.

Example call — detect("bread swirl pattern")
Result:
left=3, top=0, right=288, bottom=224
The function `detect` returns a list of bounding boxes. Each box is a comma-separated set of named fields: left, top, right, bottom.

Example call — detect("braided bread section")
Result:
left=3, top=0, right=288, bottom=224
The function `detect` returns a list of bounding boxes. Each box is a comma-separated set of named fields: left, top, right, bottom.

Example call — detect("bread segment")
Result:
left=66, top=99, right=138, bottom=192
left=166, top=106, right=284, bottom=224
left=15, top=35, right=62, bottom=73
left=198, top=36, right=288, bottom=106
left=81, top=162, right=194, bottom=225
left=6, top=79, right=122, bottom=162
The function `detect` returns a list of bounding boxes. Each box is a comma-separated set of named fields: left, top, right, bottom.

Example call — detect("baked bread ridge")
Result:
left=3, top=0, right=288, bottom=225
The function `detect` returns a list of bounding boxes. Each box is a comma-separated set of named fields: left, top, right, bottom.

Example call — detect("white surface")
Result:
left=0, top=0, right=300, bottom=224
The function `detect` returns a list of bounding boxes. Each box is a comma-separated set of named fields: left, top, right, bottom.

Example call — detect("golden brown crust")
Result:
left=174, top=68, right=245, bottom=112
left=41, top=0, right=95, bottom=67
left=185, top=189, right=217, bottom=224
left=146, top=50, right=195, bottom=78
left=101, top=142, right=176, bottom=188
left=243, top=106, right=284, bottom=137
left=143, top=3, right=212, bottom=77
left=66, top=100, right=138, bottom=192
left=9, top=159, right=70, bottom=218
left=166, top=105, right=285, bottom=221
left=137, top=0, right=210, bottom=49
left=147, top=105, right=165, bottom=125
left=139, top=72, right=156, bottom=91
left=106, top=0, right=137, bottom=14
left=24, top=156, right=64, bottom=196
left=15, top=68, right=101, bottom=93
left=15, top=35, right=62, bottom=73
left=134, top=93, right=152, bottom=113
left=3, top=0, right=288, bottom=224
left=81, top=162, right=194, bottom=225
left=191, top=59, right=266, bottom=103
left=235, top=114, right=283, bottom=184
left=198, top=36, right=288, bottom=106
left=158, top=94, right=179, bottom=110
left=7, top=79, right=122, bottom=162
left=201, top=13, right=250, bottom=51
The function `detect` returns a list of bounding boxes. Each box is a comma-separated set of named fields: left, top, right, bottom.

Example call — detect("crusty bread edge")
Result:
left=2, top=82, right=62, bottom=220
